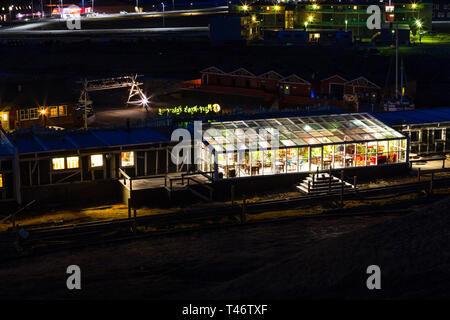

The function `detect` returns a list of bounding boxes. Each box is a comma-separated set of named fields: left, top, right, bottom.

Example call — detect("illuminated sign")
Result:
left=158, top=104, right=221, bottom=116
left=386, top=5, right=394, bottom=13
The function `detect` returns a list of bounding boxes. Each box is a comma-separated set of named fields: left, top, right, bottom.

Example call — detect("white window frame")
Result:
left=19, top=109, right=29, bottom=121
left=29, top=108, right=39, bottom=120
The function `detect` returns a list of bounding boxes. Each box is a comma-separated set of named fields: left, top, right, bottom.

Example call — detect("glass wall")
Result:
left=200, top=113, right=408, bottom=179
left=203, top=138, right=408, bottom=179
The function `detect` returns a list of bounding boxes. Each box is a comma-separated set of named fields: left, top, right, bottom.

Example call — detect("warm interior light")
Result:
left=412, top=3, right=417, bottom=9
left=251, top=15, right=256, bottom=21
left=274, top=5, right=280, bottom=11
left=40, top=108, right=46, bottom=115
left=312, top=4, right=317, bottom=9
left=67, top=156, right=80, bottom=169
left=308, top=15, right=313, bottom=22
left=1, top=113, right=7, bottom=121
left=242, top=5, right=248, bottom=11
left=52, top=158, right=65, bottom=170
left=121, top=151, right=135, bottom=167
left=90, top=154, right=103, bottom=168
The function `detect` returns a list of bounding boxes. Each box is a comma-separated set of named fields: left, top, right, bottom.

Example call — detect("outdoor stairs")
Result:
left=296, top=173, right=355, bottom=195
left=165, top=174, right=214, bottom=202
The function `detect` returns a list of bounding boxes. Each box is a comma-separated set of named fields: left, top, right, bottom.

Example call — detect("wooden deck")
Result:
left=119, top=173, right=211, bottom=191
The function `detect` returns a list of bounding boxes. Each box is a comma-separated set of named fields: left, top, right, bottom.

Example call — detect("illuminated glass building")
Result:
left=199, top=113, right=408, bottom=179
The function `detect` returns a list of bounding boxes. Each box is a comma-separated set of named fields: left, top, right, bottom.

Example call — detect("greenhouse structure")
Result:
left=199, top=113, right=408, bottom=179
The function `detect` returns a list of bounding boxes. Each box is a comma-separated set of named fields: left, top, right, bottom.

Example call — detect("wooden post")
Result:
left=328, top=173, right=331, bottom=194
left=340, top=170, right=344, bottom=208
left=133, top=208, right=137, bottom=233
left=128, top=198, right=131, bottom=219
left=418, top=167, right=421, bottom=182
left=231, top=185, right=235, bottom=205
left=429, top=172, right=434, bottom=194
left=241, top=198, right=246, bottom=224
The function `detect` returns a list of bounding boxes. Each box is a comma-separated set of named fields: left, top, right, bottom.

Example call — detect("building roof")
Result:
left=0, top=129, right=14, bottom=157
left=8, top=126, right=170, bottom=154
left=372, top=108, right=450, bottom=126
left=202, top=113, right=405, bottom=152
left=0, top=80, right=79, bottom=109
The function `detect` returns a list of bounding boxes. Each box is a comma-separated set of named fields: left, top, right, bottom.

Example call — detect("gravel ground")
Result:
left=0, top=213, right=399, bottom=299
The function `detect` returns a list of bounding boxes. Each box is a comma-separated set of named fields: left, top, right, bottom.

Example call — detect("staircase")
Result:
left=296, top=173, right=355, bottom=195
left=166, top=174, right=214, bottom=202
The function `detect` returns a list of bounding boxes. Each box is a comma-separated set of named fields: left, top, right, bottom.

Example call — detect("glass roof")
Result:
left=202, top=113, right=406, bottom=152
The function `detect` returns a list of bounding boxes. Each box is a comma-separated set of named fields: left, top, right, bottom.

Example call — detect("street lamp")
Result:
left=9, top=5, right=12, bottom=25
left=416, top=19, right=422, bottom=42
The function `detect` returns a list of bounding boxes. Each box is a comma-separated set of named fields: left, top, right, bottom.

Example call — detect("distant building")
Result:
left=195, top=66, right=381, bottom=111
left=229, top=1, right=432, bottom=41
left=0, top=83, right=81, bottom=132
left=264, top=29, right=352, bottom=46
left=432, top=0, right=450, bottom=21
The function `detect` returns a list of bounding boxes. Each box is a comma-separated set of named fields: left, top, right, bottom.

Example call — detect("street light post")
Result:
left=161, top=3, right=165, bottom=27
left=9, top=6, right=12, bottom=26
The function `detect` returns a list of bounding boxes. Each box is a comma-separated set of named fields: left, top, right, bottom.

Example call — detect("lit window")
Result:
left=52, top=158, right=65, bottom=170
left=121, top=151, right=134, bottom=167
left=90, top=154, right=103, bottom=167
left=19, top=109, right=29, bottom=121
left=1, top=113, right=7, bottom=121
left=49, top=106, right=58, bottom=118
left=58, top=105, right=67, bottom=116
left=29, top=108, right=39, bottom=120
left=67, top=156, right=79, bottom=169
left=0, top=173, right=3, bottom=188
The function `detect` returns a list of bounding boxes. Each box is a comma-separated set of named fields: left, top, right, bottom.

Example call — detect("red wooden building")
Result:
left=195, top=66, right=381, bottom=109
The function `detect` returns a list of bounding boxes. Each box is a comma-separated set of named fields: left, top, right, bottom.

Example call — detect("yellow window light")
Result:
left=90, top=154, right=103, bottom=168
left=1, top=113, right=7, bottom=121
left=67, top=156, right=79, bottom=169
left=52, top=158, right=65, bottom=170
left=121, top=151, right=135, bottom=167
